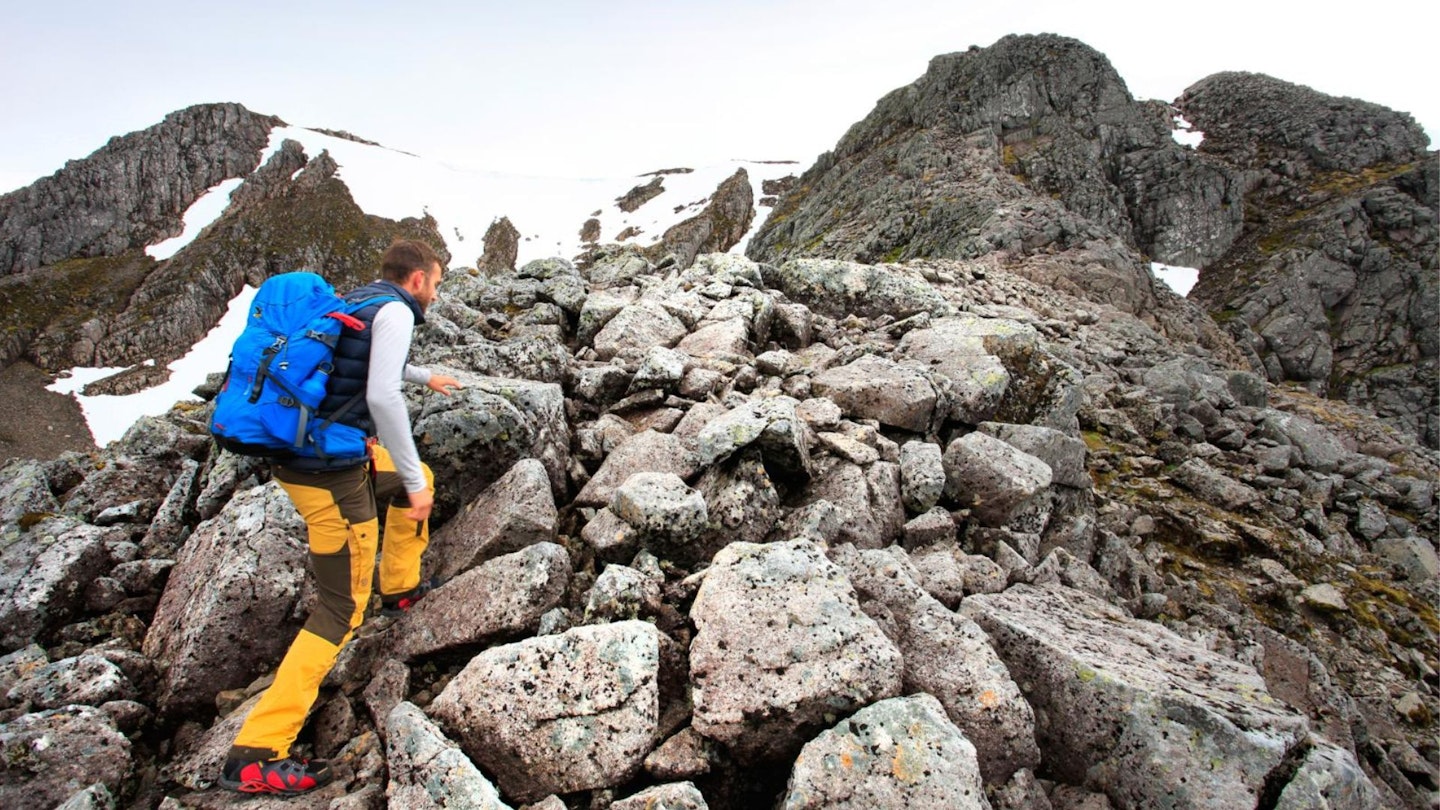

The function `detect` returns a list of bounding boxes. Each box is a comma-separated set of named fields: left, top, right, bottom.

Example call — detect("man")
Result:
left=220, top=239, right=462, bottom=795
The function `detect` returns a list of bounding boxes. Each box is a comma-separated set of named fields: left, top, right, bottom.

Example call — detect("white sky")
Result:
left=1, top=0, right=1435, bottom=194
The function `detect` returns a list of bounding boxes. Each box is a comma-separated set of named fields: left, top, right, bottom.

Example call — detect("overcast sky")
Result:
left=2, top=0, right=1435, bottom=193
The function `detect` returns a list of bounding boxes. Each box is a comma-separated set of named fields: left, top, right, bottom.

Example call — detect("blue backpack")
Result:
left=209, top=272, right=396, bottom=461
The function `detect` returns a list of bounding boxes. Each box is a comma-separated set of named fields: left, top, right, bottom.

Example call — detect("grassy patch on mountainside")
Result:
left=0, top=252, right=156, bottom=369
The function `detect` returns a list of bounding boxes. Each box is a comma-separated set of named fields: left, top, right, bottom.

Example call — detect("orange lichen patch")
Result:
left=892, top=743, right=922, bottom=783
left=839, top=751, right=853, bottom=770
left=979, top=688, right=999, bottom=707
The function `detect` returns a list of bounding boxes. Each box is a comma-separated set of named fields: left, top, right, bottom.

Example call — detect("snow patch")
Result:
left=146, top=177, right=245, bottom=260
left=1151, top=262, right=1200, bottom=296
left=47, top=285, right=258, bottom=447
left=1171, top=114, right=1204, bottom=148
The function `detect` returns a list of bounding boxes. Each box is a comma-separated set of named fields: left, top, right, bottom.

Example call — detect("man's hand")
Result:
left=405, top=487, right=434, bottom=523
left=427, top=374, right=462, bottom=396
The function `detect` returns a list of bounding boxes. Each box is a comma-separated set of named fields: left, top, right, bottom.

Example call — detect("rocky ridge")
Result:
left=0, top=243, right=1435, bottom=808
left=747, top=34, right=1436, bottom=445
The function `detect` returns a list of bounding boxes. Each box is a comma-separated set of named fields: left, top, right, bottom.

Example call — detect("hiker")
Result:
left=219, top=239, right=462, bottom=795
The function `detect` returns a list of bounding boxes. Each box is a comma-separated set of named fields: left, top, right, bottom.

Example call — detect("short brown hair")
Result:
left=380, top=239, right=443, bottom=283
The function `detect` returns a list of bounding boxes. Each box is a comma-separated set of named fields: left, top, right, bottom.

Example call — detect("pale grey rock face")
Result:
left=611, top=472, right=709, bottom=547
left=0, top=706, right=132, bottom=810
left=424, top=458, right=558, bottom=582
left=1169, top=458, right=1261, bottom=511
left=0, top=518, right=112, bottom=649
left=812, top=354, right=939, bottom=433
left=429, top=620, right=663, bottom=803
left=694, top=396, right=814, bottom=481
left=415, top=370, right=569, bottom=523
left=780, top=694, right=991, bottom=810
left=594, top=301, right=689, bottom=360
left=577, top=288, right=639, bottom=345
left=0, top=460, right=58, bottom=525
left=140, top=482, right=306, bottom=719
left=964, top=584, right=1313, bottom=808
left=834, top=546, right=1039, bottom=783
left=1256, top=410, right=1351, bottom=474
left=630, top=346, right=689, bottom=393
left=689, top=540, right=903, bottom=763
left=691, top=450, right=782, bottom=564
left=390, top=543, right=570, bottom=660
left=611, top=781, right=709, bottom=810
left=385, top=702, right=514, bottom=810
left=584, top=564, right=662, bottom=623
left=1272, top=743, right=1382, bottom=810
left=6, top=654, right=134, bottom=710
left=576, top=430, right=698, bottom=508
left=943, top=432, right=1054, bottom=528
left=977, top=422, right=1089, bottom=490
left=897, top=319, right=1022, bottom=425
left=899, top=440, right=946, bottom=514
left=678, top=317, right=750, bottom=360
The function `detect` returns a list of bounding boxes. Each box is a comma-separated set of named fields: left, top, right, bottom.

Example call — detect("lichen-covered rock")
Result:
left=0, top=706, right=132, bottom=810
left=0, top=518, right=112, bottom=650
left=385, top=701, right=513, bottom=810
left=690, top=450, right=781, bottom=564
left=899, top=440, right=946, bottom=514
left=141, top=481, right=307, bottom=719
left=611, top=472, right=709, bottom=549
left=576, top=430, right=698, bottom=508
left=594, top=301, right=688, bottom=360
left=1272, top=743, right=1382, bottom=810
left=693, top=396, right=814, bottom=481
left=584, top=564, right=662, bottom=624
left=54, top=784, right=117, bottom=810
left=6, top=654, right=134, bottom=710
left=689, top=540, right=903, bottom=763
left=391, top=542, right=570, bottom=660
left=414, top=370, right=569, bottom=521
left=780, top=694, right=990, bottom=810
left=834, top=546, right=1039, bottom=782
left=424, top=458, right=557, bottom=582
left=896, top=319, right=1020, bottom=425
left=429, top=620, right=663, bottom=803
left=812, top=354, right=940, bottom=433
left=977, top=422, right=1089, bottom=490
left=0, top=460, right=58, bottom=526
left=963, top=584, right=1313, bottom=808
left=943, top=432, right=1053, bottom=528
left=799, top=458, right=905, bottom=549
left=758, top=259, right=952, bottom=320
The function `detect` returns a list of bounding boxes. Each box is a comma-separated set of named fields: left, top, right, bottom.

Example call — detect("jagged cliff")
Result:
left=0, top=103, right=282, bottom=276
left=747, top=34, right=1436, bottom=445
left=1176, top=73, right=1438, bottom=447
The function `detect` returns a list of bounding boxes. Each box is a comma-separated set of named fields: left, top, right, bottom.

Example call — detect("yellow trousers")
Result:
left=229, top=445, right=433, bottom=762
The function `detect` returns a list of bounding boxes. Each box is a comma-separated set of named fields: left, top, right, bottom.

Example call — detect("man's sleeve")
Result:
left=368, top=303, right=428, bottom=493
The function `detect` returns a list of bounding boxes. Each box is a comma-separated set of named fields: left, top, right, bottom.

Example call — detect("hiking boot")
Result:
left=218, top=757, right=332, bottom=794
left=379, top=578, right=439, bottom=616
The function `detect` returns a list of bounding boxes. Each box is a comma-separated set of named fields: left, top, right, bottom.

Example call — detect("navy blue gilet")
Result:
left=284, top=279, right=426, bottom=473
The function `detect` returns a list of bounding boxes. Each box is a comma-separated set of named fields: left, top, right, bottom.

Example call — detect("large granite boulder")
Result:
left=833, top=546, right=1039, bottom=783
left=141, top=481, right=307, bottom=719
left=812, top=354, right=940, bottom=433
left=961, top=584, right=1369, bottom=808
left=390, top=543, right=571, bottom=660
left=0, top=518, right=113, bottom=651
left=943, top=432, right=1053, bottom=528
left=429, top=620, right=665, bottom=803
left=689, top=540, right=903, bottom=763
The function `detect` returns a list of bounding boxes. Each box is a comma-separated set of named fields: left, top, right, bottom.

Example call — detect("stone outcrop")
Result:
left=647, top=168, right=755, bottom=269
left=1178, top=72, right=1437, bottom=445
left=0, top=103, right=281, bottom=276
left=478, top=216, right=521, bottom=274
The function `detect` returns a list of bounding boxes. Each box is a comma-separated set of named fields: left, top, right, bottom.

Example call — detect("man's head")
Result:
left=380, top=239, right=444, bottom=311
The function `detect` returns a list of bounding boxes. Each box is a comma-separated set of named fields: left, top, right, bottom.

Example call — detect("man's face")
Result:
left=412, top=262, right=443, bottom=311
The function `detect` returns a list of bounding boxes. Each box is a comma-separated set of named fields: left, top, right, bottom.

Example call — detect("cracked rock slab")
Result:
left=963, top=584, right=1312, bottom=808
left=385, top=701, right=513, bottom=810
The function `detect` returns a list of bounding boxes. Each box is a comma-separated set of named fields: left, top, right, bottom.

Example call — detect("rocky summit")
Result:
left=0, top=33, right=1436, bottom=810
